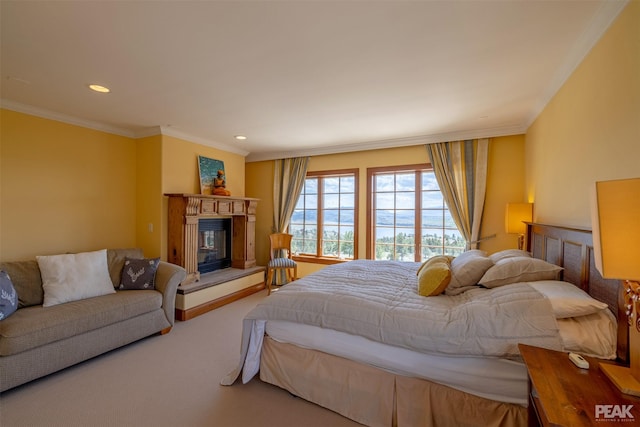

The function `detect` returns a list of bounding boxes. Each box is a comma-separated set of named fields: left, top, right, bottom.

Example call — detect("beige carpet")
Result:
left=0, top=290, right=361, bottom=427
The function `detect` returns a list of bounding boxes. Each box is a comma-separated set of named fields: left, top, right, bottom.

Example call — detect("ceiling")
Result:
left=0, top=1, right=627, bottom=162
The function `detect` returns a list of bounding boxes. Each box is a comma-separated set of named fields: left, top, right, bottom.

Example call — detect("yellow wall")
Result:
left=526, top=1, right=640, bottom=228
left=135, top=135, right=163, bottom=258
left=0, top=109, right=137, bottom=260
left=246, top=136, right=526, bottom=273
left=0, top=109, right=246, bottom=262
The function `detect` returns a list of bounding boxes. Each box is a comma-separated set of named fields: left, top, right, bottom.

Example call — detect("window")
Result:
left=367, top=165, right=465, bottom=261
left=290, top=169, right=358, bottom=261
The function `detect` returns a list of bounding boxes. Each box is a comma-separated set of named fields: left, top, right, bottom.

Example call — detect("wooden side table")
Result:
left=519, top=344, right=640, bottom=426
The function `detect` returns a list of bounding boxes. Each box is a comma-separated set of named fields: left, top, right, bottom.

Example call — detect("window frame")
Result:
left=290, top=168, right=359, bottom=264
left=366, top=164, right=464, bottom=261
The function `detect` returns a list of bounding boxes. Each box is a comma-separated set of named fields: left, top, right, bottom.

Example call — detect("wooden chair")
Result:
left=266, top=233, right=297, bottom=295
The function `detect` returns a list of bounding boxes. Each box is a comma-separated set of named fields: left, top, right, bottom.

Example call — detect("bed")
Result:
left=222, top=223, right=626, bottom=427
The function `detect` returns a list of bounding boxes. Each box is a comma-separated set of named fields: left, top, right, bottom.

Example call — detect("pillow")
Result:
left=557, top=309, right=617, bottom=359
left=0, top=271, right=19, bottom=320
left=479, top=257, right=563, bottom=288
left=418, top=261, right=451, bottom=296
left=445, top=250, right=494, bottom=296
left=489, top=249, right=531, bottom=263
left=107, top=248, right=144, bottom=288
left=416, top=255, right=454, bottom=276
left=529, top=280, right=609, bottom=318
left=37, top=249, right=115, bottom=307
left=119, top=257, right=160, bottom=290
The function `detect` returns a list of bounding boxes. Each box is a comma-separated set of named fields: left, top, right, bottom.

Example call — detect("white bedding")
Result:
left=222, top=260, right=617, bottom=404
left=241, top=260, right=563, bottom=357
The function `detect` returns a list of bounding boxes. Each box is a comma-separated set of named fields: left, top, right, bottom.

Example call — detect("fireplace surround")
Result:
left=166, top=194, right=258, bottom=284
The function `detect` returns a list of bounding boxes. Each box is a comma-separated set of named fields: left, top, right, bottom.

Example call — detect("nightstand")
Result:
left=519, top=344, right=640, bottom=426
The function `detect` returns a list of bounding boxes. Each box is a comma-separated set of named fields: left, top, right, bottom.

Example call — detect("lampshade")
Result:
left=505, top=203, right=533, bottom=235
left=591, top=177, right=640, bottom=281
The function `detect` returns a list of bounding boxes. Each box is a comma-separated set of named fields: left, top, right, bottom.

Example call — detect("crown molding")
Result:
left=245, top=124, right=526, bottom=163
left=1, top=100, right=250, bottom=156
left=524, top=0, right=628, bottom=129
left=154, top=126, right=250, bottom=156
left=1, top=99, right=136, bottom=138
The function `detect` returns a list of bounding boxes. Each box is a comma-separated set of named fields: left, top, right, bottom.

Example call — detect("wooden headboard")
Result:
left=526, top=222, right=627, bottom=362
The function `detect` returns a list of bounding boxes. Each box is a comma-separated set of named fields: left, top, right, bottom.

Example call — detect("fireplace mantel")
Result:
left=166, top=194, right=258, bottom=283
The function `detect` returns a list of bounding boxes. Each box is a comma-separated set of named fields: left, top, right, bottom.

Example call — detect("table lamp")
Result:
left=591, top=177, right=640, bottom=397
left=506, top=203, right=533, bottom=250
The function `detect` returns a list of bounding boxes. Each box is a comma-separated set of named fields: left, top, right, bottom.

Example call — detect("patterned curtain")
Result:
left=425, top=139, right=489, bottom=250
left=272, top=157, right=309, bottom=284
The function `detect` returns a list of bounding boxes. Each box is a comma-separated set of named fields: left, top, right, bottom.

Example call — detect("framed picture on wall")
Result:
left=198, top=155, right=230, bottom=196
left=198, top=156, right=225, bottom=195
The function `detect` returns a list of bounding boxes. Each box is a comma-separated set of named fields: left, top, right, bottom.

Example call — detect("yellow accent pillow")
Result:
left=416, top=255, right=454, bottom=276
left=417, top=261, right=452, bottom=296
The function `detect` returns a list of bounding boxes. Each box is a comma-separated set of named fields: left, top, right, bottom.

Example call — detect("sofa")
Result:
left=0, top=248, right=186, bottom=392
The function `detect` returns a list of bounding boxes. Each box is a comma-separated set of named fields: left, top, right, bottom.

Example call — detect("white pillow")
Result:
left=37, top=249, right=115, bottom=307
left=557, top=309, right=617, bottom=359
left=445, top=250, right=494, bottom=296
left=479, top=257, right=562, bottom=288
left=489, top=249, right=532, bottom=263
left=529, top=280, right=609, bottom=319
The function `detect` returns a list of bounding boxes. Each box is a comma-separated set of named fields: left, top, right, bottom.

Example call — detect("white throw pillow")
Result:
left=529, top=280, right=609, bottom=319
left=37, top=249, right=115, bottom=307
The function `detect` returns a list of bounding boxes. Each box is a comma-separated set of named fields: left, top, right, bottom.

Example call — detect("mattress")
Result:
left=263, top=307, right=617, bottom=406
left=265, top=320, right=529, bottom=405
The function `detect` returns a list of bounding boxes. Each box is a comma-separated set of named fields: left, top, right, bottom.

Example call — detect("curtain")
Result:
left=273, top=157, right=310, bottom=233
left=425, top=139, right=489, bottom=250
left=272, top=157, right=309, bottom=284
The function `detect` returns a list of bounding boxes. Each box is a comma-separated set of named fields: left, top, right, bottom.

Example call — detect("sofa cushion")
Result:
left=0, top=290, right=162, bottom=356
left=37, top=250, right=115, bottom=307
left=0, top=260, right=43, bottom=308
left=107, top=248, right=144, bottom=288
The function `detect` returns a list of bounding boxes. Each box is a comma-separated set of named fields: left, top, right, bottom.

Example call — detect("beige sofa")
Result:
left=0, top=248, right=186, bottom=392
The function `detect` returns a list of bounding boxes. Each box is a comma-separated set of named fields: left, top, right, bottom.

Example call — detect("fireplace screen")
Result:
left=198, top=218, right=231, bottom=273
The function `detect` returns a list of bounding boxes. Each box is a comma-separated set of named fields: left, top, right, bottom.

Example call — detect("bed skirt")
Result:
left=260, top=336, right=527, bottom=427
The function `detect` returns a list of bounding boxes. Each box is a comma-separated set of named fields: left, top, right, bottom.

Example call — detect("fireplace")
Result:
left=166, top=194, right=258, bottom=284
left=197, top=218, right=231, bottom=273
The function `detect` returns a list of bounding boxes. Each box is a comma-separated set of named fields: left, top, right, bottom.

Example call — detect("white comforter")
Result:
left=222, top=260, right=562, bottom=385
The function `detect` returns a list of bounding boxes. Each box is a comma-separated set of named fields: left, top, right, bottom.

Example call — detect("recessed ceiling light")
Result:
left=89, top=84, right=110, bottom=93
left=234, top=135, right=247, bottom=141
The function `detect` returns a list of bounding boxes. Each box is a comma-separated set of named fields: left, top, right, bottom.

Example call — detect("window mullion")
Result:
left=317, top=177, right=324, bottom=257
left=415, top=170, right=422, bottom=262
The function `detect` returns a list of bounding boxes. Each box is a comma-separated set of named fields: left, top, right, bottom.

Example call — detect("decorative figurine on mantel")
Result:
left=212, top=170, right=231, bottom=196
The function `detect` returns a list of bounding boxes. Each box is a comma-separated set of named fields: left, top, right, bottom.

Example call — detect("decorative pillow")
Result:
left=119, top=257, right=160, bottom=290
left=418, top=261, right=451, bottom=297
left=0, top=271, right=19, bottom=320
left=489, top=249, right=532, bottom=263
left=529, top=280, right=609, bottom=319
left=445, top=250, right=494, bottom=296
left=107, top=248, right=144, bottom=288
left=37, top=249, right=115, bottom=307
left=479, top=257, right=563, bottom=289
left=416, top=255, right=454, bottom=276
